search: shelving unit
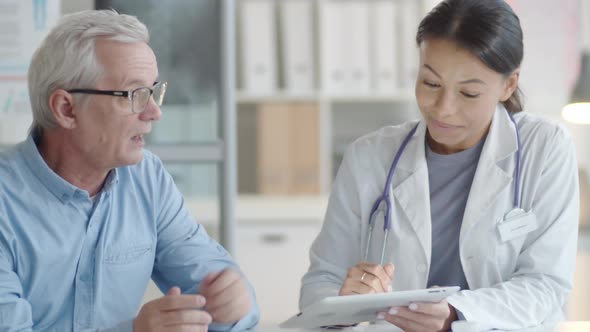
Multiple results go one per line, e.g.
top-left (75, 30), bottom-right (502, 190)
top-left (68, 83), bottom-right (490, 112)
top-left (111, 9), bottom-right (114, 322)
top-left (232, 2), bottom-right (429, 319)
top-left (235, 0), bottom-right (433, 196)
top-left (231, 3), bottom-right (429, 323)
top-left (237, 96), bottom-right (419, 194)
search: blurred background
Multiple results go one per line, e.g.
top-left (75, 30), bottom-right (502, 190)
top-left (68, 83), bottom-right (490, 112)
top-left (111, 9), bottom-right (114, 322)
top-left (1, 0), bottom-right (589, 327)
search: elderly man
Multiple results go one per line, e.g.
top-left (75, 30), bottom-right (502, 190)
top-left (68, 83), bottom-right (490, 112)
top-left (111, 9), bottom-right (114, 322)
top-left (0, 10), bottom-right (258, 332)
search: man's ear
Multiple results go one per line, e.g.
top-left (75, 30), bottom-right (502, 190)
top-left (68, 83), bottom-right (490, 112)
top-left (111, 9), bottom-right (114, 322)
top-left (500, 68), bottom-right (520, 102)
top-left (48, 89), bottom-right (77, 129)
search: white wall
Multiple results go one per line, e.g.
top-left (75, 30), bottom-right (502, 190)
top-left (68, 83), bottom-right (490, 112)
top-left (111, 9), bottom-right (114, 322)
top-left (61, 0), bottom-right (93, 14)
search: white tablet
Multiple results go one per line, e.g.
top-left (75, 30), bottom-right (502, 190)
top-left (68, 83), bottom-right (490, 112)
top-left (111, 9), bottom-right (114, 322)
top-left (280, 286), bottom-right (460, 329)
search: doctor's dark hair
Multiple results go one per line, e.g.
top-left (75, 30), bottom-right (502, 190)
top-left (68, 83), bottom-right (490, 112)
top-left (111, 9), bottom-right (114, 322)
top-left (416, 0), bottom-right (524, 113)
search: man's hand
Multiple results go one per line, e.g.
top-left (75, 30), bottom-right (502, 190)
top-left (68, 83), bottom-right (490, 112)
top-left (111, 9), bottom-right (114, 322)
top-left (339, 262), bottom-right (394, 296)
top-left (380, 300), bottom-right (458, 332)
top-left (199, 268), bottom-right (252, 324)
top-left (134, 286), bottom-right (212, 332)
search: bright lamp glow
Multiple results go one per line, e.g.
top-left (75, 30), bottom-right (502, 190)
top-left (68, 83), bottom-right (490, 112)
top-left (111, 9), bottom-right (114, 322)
top-left (563, 1), bottom-right (590, 125)
top-left (562, 103), bottom-right (590, 124)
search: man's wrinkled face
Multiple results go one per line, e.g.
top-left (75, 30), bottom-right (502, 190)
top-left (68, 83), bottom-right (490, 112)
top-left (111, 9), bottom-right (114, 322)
top-left (72, 39), bottom-right (161, 169)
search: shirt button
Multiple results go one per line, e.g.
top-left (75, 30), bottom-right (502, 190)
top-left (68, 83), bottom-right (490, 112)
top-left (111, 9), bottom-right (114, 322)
top-left (416, 264), bottom-right (427, 273)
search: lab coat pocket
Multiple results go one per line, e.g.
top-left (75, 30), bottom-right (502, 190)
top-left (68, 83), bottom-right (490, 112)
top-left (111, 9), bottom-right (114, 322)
top-left (494, 210), bottom-right (538, 277)
top-left (497, 210), bottom-right (538, 243)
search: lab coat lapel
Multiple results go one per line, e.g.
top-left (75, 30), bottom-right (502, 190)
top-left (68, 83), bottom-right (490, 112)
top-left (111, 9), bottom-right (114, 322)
top-left (462, 107), bottom-right (517, 233)
top-left (390, 121), bottom-right (432, 265)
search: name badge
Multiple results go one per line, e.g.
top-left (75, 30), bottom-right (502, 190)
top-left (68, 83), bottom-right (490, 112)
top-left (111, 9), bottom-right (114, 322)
top-left (497, 208), bottom-right (538, 242)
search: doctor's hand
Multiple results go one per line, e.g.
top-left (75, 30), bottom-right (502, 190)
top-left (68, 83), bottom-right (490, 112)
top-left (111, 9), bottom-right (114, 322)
top-left (379, 299), bottom-right (458, 332)
top-left (199, 268), bottom-right (252, 324)
top-left (339, 262), bottom-right (394, 295)
top-left (133, 286), bottom-right (212, 332)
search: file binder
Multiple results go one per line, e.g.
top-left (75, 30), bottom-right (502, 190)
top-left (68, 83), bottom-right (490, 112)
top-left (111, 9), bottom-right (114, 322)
top-left (238, 0), bottom-right (278, 94)
top-left (371, 0), bottom-right (399, 93)
top-left (279, 0), bottom-right (316, 93)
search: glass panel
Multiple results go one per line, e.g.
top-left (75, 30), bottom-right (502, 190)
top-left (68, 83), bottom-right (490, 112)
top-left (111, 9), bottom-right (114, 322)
top-left (95, 0), bottom-right (221, 143)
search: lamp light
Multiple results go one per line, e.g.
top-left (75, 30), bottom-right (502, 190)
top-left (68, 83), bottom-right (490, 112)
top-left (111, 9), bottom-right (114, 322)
top-left (561, 0), bottom-right (590, 124)
top-left (562, 54), bottom-right (590, 124)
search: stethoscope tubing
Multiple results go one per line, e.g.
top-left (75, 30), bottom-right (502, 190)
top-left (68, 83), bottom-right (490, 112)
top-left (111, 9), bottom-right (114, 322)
top-left (364, 112), bottom-right (522, 264)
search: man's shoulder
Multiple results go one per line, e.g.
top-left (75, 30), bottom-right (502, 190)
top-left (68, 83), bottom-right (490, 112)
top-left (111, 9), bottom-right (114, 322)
top-left (0, 144), bottom-right (19, 167)
top-left (0, 144), bottom-right (27, 187)
top-left (0, 144), bottom-right (29, 219)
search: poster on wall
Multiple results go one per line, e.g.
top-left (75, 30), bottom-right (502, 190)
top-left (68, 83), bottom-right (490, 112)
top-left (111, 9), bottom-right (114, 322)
top-left (0, 0), bottom-right (60, 145)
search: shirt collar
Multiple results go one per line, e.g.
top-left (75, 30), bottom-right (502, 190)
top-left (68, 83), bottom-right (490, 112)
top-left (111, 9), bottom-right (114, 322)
top-left (21, 133), bottom-right (119, 203)
top-left (103, 167), bottom-right (119, 193)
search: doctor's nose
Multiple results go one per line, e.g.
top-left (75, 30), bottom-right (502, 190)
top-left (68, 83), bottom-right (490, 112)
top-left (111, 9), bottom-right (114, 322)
top-left (432, 91), bottom-right (457, 117)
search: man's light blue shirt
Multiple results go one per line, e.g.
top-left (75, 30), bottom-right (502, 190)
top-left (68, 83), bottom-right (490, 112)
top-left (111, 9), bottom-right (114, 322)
top-left (0, 134), bottom-right (259, 331)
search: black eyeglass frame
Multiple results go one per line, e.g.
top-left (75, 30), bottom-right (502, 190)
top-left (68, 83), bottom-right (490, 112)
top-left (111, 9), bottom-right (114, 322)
top-left (67, 81), bottom-right (167, 114)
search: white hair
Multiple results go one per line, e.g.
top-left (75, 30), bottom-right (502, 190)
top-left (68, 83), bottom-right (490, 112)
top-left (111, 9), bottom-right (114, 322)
top-left (28, 9), bottom-right (149, 134)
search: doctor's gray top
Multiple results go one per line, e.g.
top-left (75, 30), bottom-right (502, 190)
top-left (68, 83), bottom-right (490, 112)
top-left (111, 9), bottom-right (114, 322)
top-left (425, 134), bottom-right (486, 291)
top-left (300, 107), bottom-right (579, 330)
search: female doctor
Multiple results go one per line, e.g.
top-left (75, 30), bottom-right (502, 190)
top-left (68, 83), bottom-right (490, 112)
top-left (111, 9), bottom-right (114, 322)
top-left (299, 0), bottom-right (579, 331)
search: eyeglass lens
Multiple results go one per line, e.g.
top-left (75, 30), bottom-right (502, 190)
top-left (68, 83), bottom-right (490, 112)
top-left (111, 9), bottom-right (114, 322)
top-left (132, 82), bottom-right (167, 113)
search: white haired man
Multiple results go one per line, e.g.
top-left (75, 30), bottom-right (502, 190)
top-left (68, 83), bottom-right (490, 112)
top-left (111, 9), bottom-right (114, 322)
top-left (0, 10), bottom-right (258, 332)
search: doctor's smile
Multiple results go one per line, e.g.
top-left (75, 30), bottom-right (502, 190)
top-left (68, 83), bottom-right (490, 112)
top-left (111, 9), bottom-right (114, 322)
top-left (429, 119), bottom-right (461, 129)
top-left (427, 118), bottom-right (463, 133)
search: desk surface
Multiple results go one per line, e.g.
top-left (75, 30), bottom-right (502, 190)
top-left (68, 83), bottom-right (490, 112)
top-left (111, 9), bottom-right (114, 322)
top-left (258, 321), bottom-right (590, 332)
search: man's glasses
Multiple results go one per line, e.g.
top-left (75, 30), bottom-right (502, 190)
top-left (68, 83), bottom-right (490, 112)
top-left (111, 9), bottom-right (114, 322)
top-left (67, 81), bottom-right (168, 114)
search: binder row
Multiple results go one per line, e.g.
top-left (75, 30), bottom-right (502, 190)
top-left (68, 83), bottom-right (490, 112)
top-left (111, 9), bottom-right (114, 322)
top-left (256, 102), bottom-right (320, 195)
top-left (237, 0), bottom-right (427, 96)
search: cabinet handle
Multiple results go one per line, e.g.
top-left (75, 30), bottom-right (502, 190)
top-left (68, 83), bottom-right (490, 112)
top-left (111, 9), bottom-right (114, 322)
top-left (261, 233), bottom-right (286, 244)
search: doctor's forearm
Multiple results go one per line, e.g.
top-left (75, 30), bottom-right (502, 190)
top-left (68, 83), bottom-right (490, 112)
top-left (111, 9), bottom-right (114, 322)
top-left (447, 274), bottom-right (569, 330)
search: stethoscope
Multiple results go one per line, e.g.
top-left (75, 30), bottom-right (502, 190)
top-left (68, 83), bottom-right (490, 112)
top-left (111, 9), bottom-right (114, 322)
top-left (363, 112), bottom-right (522, 264)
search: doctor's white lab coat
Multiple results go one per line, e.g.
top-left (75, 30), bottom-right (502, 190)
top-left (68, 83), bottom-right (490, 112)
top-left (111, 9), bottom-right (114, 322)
top-left (300, 107), bottom-right (579, 330)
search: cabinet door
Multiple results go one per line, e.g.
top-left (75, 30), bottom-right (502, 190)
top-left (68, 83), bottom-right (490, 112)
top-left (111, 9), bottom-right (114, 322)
top-left (235, 223), bottom-right (321, 326)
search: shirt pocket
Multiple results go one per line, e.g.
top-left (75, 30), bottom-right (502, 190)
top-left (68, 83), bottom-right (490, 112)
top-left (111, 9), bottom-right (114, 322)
top-left (101, 243), bottom-right (155, 318)
top-left (103, 243), bottom-right (153, 265)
